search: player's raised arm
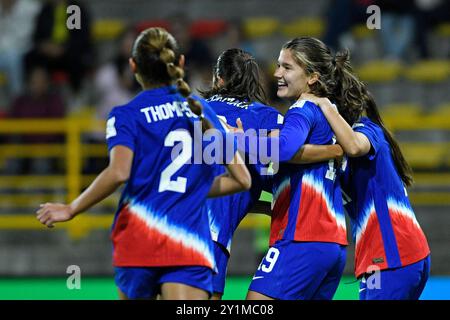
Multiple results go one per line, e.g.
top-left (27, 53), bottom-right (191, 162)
top-left (207, 164), bottom-right (252, 198)
top-left (36, 145), bottom-right (133, 228)
top-left (301, 93), bottom-right (371, 157)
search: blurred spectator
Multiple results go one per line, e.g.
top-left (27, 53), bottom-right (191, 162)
top-left (93, 27), bottom-right (138, 122)
top-left (0, 0), bottom-right (40, 102)
top-left (414, 0), bottom-right (450, 59)
top-left (84, 27), bottom-right (139, 174)
top-left (223, 20), bottom-right (256, 59)
top-left (169, 12), bottom-right (214, 94)
top-left (377, 0), bottom-right (416, 61)
top-left (24, 0), bottom-right (93, 94)
top-left (10, 66), bottom-right (65, 122)
top-left (7, 66), bottom-right (65, 174)
top-left (323, 0), bottom-right (374, 52)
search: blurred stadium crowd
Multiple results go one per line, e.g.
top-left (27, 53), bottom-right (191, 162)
top-left (0, 0), bottom-right (449, 278)
top-left (1, 0), bottom-right (449, 119)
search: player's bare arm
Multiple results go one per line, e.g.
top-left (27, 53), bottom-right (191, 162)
top-left (36, 145), bottom-right (133, 228)
top-left (289, 144), bottom-right (344, 164)
top-left (300, 93), bottom-right (371, 157)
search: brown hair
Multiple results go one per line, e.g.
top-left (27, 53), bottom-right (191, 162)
top-left (283, 37), bottom-right (413, 186)
top-left (282, 37), bottom-right (336, 100)
top-left (131, 27), bottom-right (191, 97)
top-left (200, 48), bottom-right (267, 104)
top-left (333, 50), bottom-right (414, 186)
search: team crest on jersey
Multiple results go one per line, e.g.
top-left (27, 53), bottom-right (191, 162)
top-left (352, 123), bottom-right (364, 129)
top-left (277, 114), bottom-right (284, 124)
top-left (106, 117), bottom-right (117, 139)
top-left (289, 99), bottom-right (307, 110)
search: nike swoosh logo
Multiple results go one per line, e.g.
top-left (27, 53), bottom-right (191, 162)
top-left (359, 288), bottom-right (366, 293)
top-left (252, 276), bottom-right (264, 280)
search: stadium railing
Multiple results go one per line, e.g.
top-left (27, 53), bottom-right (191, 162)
top-left (0, 114), bottom-right (449, 239)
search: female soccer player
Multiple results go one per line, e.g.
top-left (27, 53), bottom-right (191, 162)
top-left (298, 48), bottom-right (430, 300)
top-left (201, 48), bottom-right (282, 300)
top-left (36, 27), bottom-right (251, 300)
top-left (232, 38), bottom-right (349, 300)
top-left (201, 48), bottom-right (344, 300)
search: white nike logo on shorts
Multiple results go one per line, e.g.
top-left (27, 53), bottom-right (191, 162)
top-left (252, 276), bottom-right (264, 280)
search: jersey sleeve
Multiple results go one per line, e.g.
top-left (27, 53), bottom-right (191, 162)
top-left (257, 107), bottom-right (284, 131)
top-left (236, 103), bottom-right (314, 163)
top-left (106, 106), bottom-right (137, 152)
top-left (276, 106), bottom-right (314, 161)
top-left (352, 118), bottom-right (380, 160)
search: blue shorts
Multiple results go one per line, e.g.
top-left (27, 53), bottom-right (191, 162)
top-left (114, 266), bottom-right (213, 299)
top-left (359, 255), bottom-right (431, 300)
top-left (248, 240), bottom-right (346, 300)
top-left (212, 241), bottom-right (230, 295)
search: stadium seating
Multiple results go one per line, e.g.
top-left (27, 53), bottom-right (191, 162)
top-left (404, 60), bottom-right (449, 83)
top-left (435, 22), bottom-right (450, 38)
top-left (135, 19), bottom-right (171, 33)
top-left (356, 60), bottom-right (403, 107)
top-left (0, 72), bottom-right (6, 87)
top-left (92, 19), bottom-right (126, 41)
top-left (243, 17), bottom-right (280, 39)
top-left (356, 60), bottom-right (403, 83)
top-left (189, 19), bottom-right (228, 39)
top-left (351, 23), bottom-right (377, 40)
top-left (403, 60), bottom-right (450, 108)
top-left (280, 17), bottom-right (325, 38)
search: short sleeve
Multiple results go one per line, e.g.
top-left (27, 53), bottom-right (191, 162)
top-left (106, 107), bottom-right (137, 152)
top-left (234, 101), bottom-right (314, 163)
top-left (352, 118), bottom-right (380, 160)
top-left (285, 101), bottom-right (315, 128)
top-left (256, 107), bottom-right (284, 131)
top-left (275, 106), bottom-right (313, 162)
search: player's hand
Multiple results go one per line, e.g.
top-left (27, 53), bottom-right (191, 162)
top-left (36, 203), bottom-right (74, 228)
top-left (269, 129), bottom-right (280, 137)
top-left (300, 93), bottom-right (333, 109)
top-left (223, 118), bottom-right (244, 134)
top-left (333, 144), bottom-right (344, 168)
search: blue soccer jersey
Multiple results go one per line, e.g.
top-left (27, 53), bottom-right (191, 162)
top-left (106, 86), bottom-right (218, 270)
top-left (205, 95), bottom-right (282, 251)
top-left (343, 117), bottom-right (430, 278)
top-left (267, 100), bottom-right (347, 246)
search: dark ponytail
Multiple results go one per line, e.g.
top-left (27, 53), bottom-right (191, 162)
top-left (333, 50), bottom-right (414, 186)
top-left (364, 92), bottom-right (414, 186)
top-left (200, 48), bottom-right (267, 104)
top-left (332, 49), bottom-right (366, 125)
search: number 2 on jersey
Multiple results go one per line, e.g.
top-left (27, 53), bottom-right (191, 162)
top-left (158, 130), bottom-right (192, 193)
